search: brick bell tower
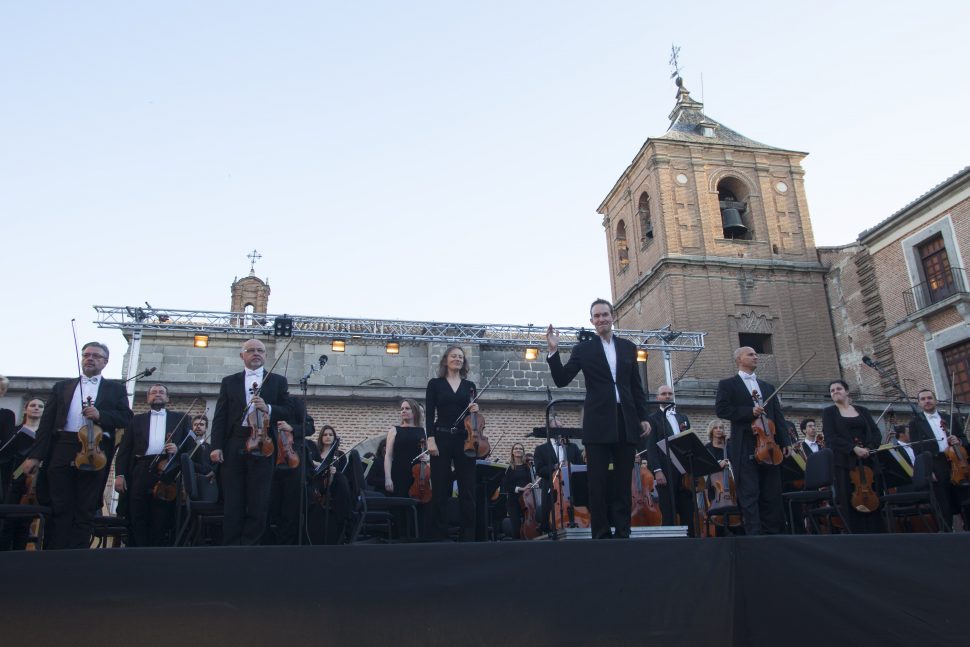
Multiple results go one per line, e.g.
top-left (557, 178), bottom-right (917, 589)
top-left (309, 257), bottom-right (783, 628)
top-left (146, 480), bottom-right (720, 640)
top-left (596, 76), bottom-right (841, 393)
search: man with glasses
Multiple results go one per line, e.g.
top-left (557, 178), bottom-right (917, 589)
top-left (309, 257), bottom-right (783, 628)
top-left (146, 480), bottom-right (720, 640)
top-left (20, 342), bottom-right (133, 549)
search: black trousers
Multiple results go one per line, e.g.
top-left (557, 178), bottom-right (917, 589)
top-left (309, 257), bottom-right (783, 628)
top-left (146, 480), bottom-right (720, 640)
top-left (735, 454), bottom-right (784, 535)
top-left (128, 459), bottom-right (176, 547)
top-left (45, 435), bottom-right (110, 549)
top-left (221, 435), bottom-right (275, 545)
top-left (430, 428), bottom-right (476, 541)
top-left (656, 478), bottom-right (695, 536)
top-left (266, 464), bottom-right (303, 544)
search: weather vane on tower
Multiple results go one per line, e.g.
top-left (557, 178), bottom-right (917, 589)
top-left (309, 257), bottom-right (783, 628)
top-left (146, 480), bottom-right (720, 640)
top-left (247, 249), bottom-right (262, 274)
top-left (669, 44), bottom-right (683, 83)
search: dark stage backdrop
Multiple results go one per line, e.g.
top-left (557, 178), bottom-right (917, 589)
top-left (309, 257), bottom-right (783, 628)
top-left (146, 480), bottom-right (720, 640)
top-left (0, 535), bottom-right (966, 646)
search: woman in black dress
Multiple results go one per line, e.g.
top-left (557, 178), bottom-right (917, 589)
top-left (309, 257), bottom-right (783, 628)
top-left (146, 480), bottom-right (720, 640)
top-left (502, 442), bottom-right (534, 539)
top-left (821, 379), bottom-right (883, 533)
top-left (308, 424), bottom-right (351, 544)
top-left (384, 398), bottom-right (428, 497)
top-left (425, 345), bottom-right (480, 541)
top-left (0, 397), bottom-right (45, 550)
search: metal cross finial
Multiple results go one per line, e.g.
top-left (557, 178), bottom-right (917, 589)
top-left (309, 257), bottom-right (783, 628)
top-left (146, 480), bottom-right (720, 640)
top-left (247, 249), bottom-right (262, 273)
top-left (669, 44), bottom-right (682, 80)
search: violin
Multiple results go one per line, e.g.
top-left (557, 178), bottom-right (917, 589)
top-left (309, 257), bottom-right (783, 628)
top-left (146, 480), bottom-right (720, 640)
top-left (630, 453), bottom-right (662, 527)
top-left (551, 458), bottom-right (589, 530)
top-left (244, 382), bottom-right (274, 457)
top-left (74, 396), bottom-right (108, 472)
top-left (153, 427), bottom-right (177, 476)
top-left (20, 469), bottom-right (40, 506)
top-left (750, 389), bottom-right (783, 466)
top-left (849, 439), bottom-right (880, 513)
top-left (462, 388), bottom-right (491, 459)
top-left (941, 418), bottom-right (970, 485)
top-left (275, 421), bottom-right (300, 470)
top-left (152, 480), bottom-right (178, 502)
top-left (409, 437), bottom-right (432, 503)
top-left (707, 462), bottom-right (743, 529)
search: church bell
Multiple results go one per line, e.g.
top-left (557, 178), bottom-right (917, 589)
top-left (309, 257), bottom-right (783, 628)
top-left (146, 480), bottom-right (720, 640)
top-left (719, 200), bottom-right (748, 238)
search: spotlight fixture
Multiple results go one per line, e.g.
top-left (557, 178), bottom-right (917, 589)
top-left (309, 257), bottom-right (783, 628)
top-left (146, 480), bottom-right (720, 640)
top-left (194, 335), bottom-right (209, 349)
top-left (637, 349), bottom-right (648, 362)
top-left (332, 339), bottom-right (346, 352)
top-left (524, 347), bottom-right (539, 361)
top-left (385, 341), bottom-right (400, 355)
top-left (273, 315), bottom-right (294, 338)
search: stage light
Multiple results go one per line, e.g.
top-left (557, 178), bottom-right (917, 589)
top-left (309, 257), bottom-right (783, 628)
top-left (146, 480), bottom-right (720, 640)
top-left (194, 335), bottom-right (209, 349)
top-left (385, 341), bottom-right (400, 355)
top-left (524, 347), bottom-right (539, 361)
top-left (637, 349), bottom-right (648, 362)
top-left (332, 340), bottom-right (346, 352)
top-left (273, 315), bottom-right (294, 338)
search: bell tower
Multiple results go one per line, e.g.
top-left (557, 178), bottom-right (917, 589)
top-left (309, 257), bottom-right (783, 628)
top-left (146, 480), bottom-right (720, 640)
top-left (230, 249), bottom-right (271, 324)
top-left (597, 77), bottom-right (841, 391)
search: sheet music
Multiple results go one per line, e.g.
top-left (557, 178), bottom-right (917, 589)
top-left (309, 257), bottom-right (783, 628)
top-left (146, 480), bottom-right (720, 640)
top-left (656, 438), bottom-right (686, 475)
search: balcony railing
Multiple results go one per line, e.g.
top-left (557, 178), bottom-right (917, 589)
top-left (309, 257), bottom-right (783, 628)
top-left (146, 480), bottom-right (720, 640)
top-left (903, 267), bottom-right (968, 315)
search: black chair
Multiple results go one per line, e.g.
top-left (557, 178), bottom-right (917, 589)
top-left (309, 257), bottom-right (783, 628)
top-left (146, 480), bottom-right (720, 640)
top-left (781, 449), bottom-right (850, 534)
top-left (0, 503), bottom-right (51, 550)
top-left (344, 450), bottom-right (369, 543)
top-left (174, 453), bottom-right (223, 546)
top-left (90, 513), bottom-right (129, 548)
top-left (881, 451), bottom-right (950, 533)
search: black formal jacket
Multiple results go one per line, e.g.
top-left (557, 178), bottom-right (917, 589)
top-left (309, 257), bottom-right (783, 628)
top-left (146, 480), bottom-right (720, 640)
top-left (908, 410), bottom-right (968, 458)
top-left (820, 404), bottom-right (881, 469)
top-left (547, 335), bottom-right (648, 445)
top-left (211, 371), bottom-right (291, 452)
top-left (115, 410), bottom-right (191, 479)
top-left (645, 408), bottom-right (691, 474)
top-left (714, 375), bottom-right (791, 467)
top-left (28, 377), bottom-right (133, 461)
top-left (186, 436), bottom-right (214, 475)
top-left (533, 439), bottom-right (584, 481)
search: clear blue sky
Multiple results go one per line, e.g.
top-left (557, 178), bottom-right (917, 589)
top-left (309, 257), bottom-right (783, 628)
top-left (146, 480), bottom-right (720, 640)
top-left (3, 1), bottom-right (968, 378)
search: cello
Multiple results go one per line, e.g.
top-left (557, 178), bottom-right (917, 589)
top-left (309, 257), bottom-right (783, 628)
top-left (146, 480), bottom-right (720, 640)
top-left (551, 458), bottom-right (590, 530)
top-left (518, 457), bottom-right (542, 539)
top-left (630, 450), bottom-right (662, 527)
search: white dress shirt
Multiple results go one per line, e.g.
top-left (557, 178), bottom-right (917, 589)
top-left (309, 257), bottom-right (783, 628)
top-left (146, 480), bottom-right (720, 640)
top-left (924, 411), bottom-right (949, 452)
top-left (601, 336), bottom-right (620, 403)
top-left (65, 376), bottom-right (102, 433)
top-left (146, 409), bottom-right (167, 455)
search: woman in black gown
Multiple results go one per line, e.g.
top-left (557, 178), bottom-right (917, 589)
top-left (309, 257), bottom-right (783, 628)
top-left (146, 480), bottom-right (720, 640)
top-left (384, 398), bottom-right (428, 497)
top-left (821, 379), bottom-right (883, 533)
top-left (308, 424), bottom-right (352, 544)
top-left (425, 346), bottom-right (480, 541)
top-left (502, 442), bottom-right (533, 539)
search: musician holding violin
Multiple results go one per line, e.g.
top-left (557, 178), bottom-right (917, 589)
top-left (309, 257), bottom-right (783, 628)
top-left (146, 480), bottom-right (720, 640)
top-left (19, 342), bottom-right (133, 549)
top-left (908, 388), bottom-right (969, 527)
top-left (425, 345), bottom-right (480, 541)
top-left (714, 346), bottom-right (792, 535)
top-left (308, 424), bottom-right (352, 544)
top-left (0, 396), bottom-right (45, 550)
top-left (821, 379), bottom-right (883, 533)
top-left (546, 299), bottom-right (652, 540)
top-left (210, 339), bottom-right (291, 546)
top-left (114, 383), bottom-right (190, 546)
top-left (501, 443), bottom-right (534, 539)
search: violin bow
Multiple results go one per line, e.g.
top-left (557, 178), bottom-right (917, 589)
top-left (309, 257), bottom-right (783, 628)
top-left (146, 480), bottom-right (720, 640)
top-left (150, 397), bottom-right (204, 473)
top-left (453, 359), bottom-right (511, 423)
top-left (758, 351), bottom-right (816, 408)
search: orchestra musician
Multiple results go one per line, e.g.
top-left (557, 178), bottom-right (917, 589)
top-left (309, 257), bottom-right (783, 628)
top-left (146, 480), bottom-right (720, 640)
top-left (425, 346), bottom-right (480, 541)
top-left (209, 339), bottom-right (291, 546)
top-left (0, 376), bottom-right (16, 498)
top-left (502, 442), bottom-right (532, 539)
top-left (186, 415), bottom-right (214, 480)
top-left (704, 419), bottom-right (729, 468)
top-left (384, 398), bottom-right (428, 497)
top-left (533, 420), bottom-right (584, 533)
top-left (800, 419), bottom-right (821, 455)
top-left (821, 379), bottom-right (883, 533)
top-left (714, 346), bottom-right (791, 535)
top-left (546, 299), bottom-right (651, 539)
top-left (114, 383), bottom-right (190, 547)
top-left (19, 342), bottom-right (133, 549)
top-left (908, 388), bottom-right (969, 527)
top-left (646, 384), bottom-right (694, 535)
top-left (266, 397), bottom-right (309, 545)
top-left (0, 396), bottom-right (45, 550)
top-left (308, 424), bottom-right (351, 544)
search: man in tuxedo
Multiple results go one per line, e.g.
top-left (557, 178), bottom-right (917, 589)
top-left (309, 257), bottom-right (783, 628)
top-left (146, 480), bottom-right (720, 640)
top-left (114, 384), bottom-right (190, 546)
top-left (210, 339), bottom-right (291, 545)
top-left (800, 419), bottom-right (821, 455)
top-left (20, 342), bottom-right (133, 549)
top-left (533, 420), bottom-right (585, 533)
top-left (546, 299), bottom-right (651, 539)
top-left (714, 347), bottom-right (791, 535)
top-left (908, 389), bottom-right (968, 524)
top-left (646, 384), bottom-right (695, 534)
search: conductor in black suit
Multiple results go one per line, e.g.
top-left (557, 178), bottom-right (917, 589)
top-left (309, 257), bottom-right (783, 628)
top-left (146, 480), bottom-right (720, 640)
top-left (114, 383), bottom-right (190, 546)
top-left (646, 384), bottom-right (695, 535)
top-left (714, 346), bottom-right (791, 535)
top-left (210, 339), bottom-right (291, 545)
top-left (546, 299), bottom-right (651, 539)
top-left (20, 342), bottom-right (133, 549)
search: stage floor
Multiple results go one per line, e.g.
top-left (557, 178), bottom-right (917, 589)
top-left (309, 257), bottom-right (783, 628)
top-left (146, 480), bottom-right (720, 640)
top-left (1, 534), bottom-right (965, 646)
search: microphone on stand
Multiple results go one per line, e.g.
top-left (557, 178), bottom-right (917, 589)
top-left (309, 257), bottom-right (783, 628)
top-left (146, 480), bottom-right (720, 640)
top-left (862, 355), bottom-right (879, 370)
top-left (319, 355), bottom-right (328, 368)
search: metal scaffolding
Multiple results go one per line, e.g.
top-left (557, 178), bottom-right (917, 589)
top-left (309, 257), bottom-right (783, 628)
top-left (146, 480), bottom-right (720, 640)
top-left (94, 305), bottom-right (707, 352)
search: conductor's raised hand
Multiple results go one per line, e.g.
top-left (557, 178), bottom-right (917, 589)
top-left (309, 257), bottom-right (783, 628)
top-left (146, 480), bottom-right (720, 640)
top-left (546, 325), bottom-right (560, 355)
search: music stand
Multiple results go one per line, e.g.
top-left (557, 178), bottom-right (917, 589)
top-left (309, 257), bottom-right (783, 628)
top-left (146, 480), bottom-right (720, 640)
top-left (657, 431), bottom-right (721, 533)
top-left (475, 460), bottom-right (509, 541)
